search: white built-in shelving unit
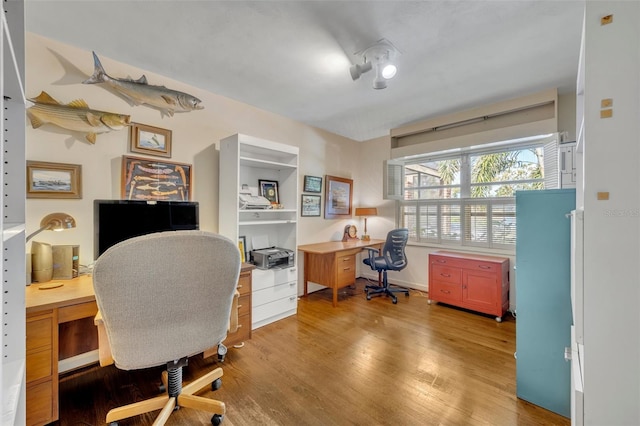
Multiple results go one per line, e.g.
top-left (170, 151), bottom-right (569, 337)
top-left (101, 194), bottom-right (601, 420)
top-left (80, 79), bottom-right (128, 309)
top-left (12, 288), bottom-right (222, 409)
top-left (1, 1), bottom-right (26, 424)
top-left (219, 134), bottom-right (298, 329)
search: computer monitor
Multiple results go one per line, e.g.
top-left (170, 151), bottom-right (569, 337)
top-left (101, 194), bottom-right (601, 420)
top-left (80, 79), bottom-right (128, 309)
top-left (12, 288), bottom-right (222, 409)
top-left (94, 200), bottom-right (199, 259)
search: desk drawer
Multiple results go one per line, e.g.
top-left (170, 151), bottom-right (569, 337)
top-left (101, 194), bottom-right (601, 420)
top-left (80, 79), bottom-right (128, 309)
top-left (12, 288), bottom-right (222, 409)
top-left (26, 380), bottom-right (55, 426)
top-left (337, 255), bottom-right (356, 287)
top-left (26, 315), bottom-right (54, 352)
top-left (58, 301), bottom-right (98, 323)
top-left (26, 349), bottom-right (53, 383)
top-left (237, 272), bottom-right (252, 296)
top-left (237, 294), bottom-right (251, 317)
top-left (430, 265), bottom-right (461, 284)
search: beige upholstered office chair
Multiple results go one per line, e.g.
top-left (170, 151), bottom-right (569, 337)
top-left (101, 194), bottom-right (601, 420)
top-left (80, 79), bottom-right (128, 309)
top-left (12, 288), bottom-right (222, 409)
top-left (92, 231), bottom-right (240, 426)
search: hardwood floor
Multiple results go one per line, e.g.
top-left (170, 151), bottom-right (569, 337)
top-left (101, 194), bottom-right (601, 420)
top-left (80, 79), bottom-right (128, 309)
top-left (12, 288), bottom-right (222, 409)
top-left (56, 279), bottom-right (570, 425)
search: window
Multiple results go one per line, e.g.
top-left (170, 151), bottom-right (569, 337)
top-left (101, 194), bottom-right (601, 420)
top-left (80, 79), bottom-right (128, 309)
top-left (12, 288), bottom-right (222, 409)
top-left (395, 136), bottom-right (553, 250)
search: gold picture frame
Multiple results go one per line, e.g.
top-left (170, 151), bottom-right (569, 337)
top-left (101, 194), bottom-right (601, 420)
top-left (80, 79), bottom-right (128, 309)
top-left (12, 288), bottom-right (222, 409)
top-left (121, 155), bottom-right (192, 201)
top-left (129, 122), bottom-right (172, 158)
top-left (324, 175), bottom-right (353, 219)
top-left (26, 161), bottom-right (82, 199)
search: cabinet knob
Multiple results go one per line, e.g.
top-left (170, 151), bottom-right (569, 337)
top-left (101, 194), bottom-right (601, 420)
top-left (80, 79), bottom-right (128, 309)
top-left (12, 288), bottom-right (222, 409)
top-left (441, 289), bottom-right (450, 294)
top-left (237, 284), bottom-right (243, 289)
top-left (440, 273), bottom-right (451, 278)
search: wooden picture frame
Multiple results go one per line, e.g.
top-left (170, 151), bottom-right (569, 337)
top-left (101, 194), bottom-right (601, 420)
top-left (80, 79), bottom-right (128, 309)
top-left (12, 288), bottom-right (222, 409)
top-left (324, 175), bottom-right (353, 219)
top-left (301, 194), bottom-right (321, 217)
top-left (121, 155), bottom-right (192, 201)
top-left (258, 179), bottom-right (279, 204)
top-left (26, 161), bottom-right (82, 199)
top-left (303, 175), bottom-right (322, 193)
top-left (129, 122), bottom-right (172, 158)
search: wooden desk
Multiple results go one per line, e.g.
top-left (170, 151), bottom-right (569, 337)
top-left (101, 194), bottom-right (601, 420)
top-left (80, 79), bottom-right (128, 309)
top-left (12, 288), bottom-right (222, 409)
top-left (24, 264), bottom-right (254, 426)
top-left (298, 239), bottom-right (384, 307)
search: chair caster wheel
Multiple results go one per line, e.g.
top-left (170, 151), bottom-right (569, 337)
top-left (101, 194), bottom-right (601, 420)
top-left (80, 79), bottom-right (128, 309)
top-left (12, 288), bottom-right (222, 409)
top-left (212, 378), bottom-right (222, 391)
top-left (366, 294), bottom-right (371, 300)
top-left (211, 414), bottom-right (224, 425)
top-left (109, 422), bottom-right (118, 426)
top-left (392, 298), bottom-right (398, 304)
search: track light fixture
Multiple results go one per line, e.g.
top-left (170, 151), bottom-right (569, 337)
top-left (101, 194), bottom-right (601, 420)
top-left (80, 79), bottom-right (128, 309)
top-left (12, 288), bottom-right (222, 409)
top-left (350, 38), bottom-right (399, 90)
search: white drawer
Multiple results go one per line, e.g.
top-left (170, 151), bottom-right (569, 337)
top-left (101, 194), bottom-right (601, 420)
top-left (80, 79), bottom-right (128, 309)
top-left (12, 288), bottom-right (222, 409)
top-left (273, 266), bottom-right (297, 286)
top-left (252, 266), bottom-right (297, 291)
top-left (253, 295), bottom-right (297, 326)
top-left (253, 281), bottom-right (297, 307)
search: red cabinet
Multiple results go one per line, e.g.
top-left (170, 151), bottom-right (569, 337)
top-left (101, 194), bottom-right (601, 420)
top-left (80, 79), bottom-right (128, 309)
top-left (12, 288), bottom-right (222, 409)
top-left (428, 251), bottom-right (510, 321)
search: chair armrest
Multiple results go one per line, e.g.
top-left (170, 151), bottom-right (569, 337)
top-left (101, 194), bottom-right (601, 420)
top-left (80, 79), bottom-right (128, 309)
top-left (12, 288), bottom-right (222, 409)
top-left (228, 289), bottom-right (240, 334)
top-left (94, 311), bottom-right (114, 367)
top-left (363, 247), bottom-right (379, 270)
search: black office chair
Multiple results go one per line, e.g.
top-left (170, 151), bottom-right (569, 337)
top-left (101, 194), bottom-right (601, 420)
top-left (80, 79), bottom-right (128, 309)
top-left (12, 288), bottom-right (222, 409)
top-left (363, 228), bottom-right (410, 304)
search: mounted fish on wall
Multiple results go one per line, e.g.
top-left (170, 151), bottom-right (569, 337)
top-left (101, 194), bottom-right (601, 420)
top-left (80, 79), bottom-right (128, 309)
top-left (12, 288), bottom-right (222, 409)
top-left (83, 52), bottom-right (204, 117)
top-left (26, 91), bottom-right (131, 144)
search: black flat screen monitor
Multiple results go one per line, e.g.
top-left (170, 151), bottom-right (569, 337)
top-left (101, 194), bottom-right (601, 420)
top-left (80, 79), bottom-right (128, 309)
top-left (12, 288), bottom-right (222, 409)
top-left (94, 200), bottom-right (199, 259)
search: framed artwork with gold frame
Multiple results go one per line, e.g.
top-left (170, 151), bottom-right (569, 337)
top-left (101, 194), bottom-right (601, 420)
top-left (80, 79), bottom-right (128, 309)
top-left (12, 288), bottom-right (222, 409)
top-left (26, 160), bottom-right (82, 199)
top-left (129, 122), bottom-right (172, 158)
top-left (324, 175), bottom-right (353, 219)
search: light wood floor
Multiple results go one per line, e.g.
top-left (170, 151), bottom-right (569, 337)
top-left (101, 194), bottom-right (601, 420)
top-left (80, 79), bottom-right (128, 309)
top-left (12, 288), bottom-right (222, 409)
top-left (57, 279), bottom-right (570, 426)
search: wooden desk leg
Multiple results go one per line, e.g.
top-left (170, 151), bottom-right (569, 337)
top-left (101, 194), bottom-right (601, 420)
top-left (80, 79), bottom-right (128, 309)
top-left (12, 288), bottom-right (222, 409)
top-left (333, 286), bottom-right (338, 308)
top-left (303, 252), bottom-right (309, 297)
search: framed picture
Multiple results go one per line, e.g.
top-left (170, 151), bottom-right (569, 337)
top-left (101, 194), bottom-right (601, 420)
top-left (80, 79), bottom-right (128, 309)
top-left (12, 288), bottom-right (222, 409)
top-left (258, 179), bottom-right (279, 204)
top-left (301, 194), bottom-right (321, 217)
top-left (129, 122), bottom-right (172, 158)
top-left (26, 161), bottom-right (82, 199)
top-left (324, 175), bottom-right (353, 219)
top-left (238, 236), bottom-right (247, 263)
top-left (121, 155), bottom-right (192, 201)
top-left (303, 175), bottom-right (322, 193)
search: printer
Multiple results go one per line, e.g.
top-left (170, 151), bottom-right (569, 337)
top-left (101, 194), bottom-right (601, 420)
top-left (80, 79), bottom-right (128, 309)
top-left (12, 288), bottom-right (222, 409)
top-left (250, 247), bottom-right (294, 270)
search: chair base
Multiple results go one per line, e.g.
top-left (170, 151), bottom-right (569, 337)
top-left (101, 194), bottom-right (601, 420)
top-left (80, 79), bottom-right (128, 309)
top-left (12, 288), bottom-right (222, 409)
top-left (365, 281), bottom-right (409, 304)
top-left (106, 365), bottom-right (225, 426)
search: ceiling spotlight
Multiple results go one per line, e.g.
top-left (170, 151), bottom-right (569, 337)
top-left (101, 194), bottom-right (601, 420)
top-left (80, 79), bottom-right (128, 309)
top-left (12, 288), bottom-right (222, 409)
top-left (350, 38), bottom-right (400, 90)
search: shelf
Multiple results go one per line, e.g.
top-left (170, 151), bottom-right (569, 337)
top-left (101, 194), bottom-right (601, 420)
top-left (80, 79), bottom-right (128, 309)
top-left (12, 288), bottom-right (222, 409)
top-left (1, 359), bottom-right (24, 426)
top-left (239, 156), bottom-right (297, 170)
top-left (240, 220), bottom-right (297, 226)
top-left (239, 209), bottom-right (297, 214)
top-left (2, 223), bottom-right (24, 242)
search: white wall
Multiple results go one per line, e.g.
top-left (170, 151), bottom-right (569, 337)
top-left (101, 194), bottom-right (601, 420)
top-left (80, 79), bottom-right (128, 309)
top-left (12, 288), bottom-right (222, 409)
top-left (581, 2), bottom-right (640, 423)
top-left (25, 33), bottom-right (360, 269)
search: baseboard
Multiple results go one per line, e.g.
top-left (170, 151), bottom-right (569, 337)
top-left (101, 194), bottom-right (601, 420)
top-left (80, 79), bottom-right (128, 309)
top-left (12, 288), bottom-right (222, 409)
top-left (358, 272), bottom-right (428, 293)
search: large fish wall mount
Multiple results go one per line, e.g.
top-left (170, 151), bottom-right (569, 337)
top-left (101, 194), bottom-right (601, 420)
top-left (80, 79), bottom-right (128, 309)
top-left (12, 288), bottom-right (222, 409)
top-left (27, 91), bottom-right (131, 144)
top-left (83, 52), bottom-right (204, 117)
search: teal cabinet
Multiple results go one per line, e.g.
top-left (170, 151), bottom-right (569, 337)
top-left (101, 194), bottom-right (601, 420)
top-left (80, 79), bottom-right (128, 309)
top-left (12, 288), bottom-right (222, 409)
top-left (515, 189), bottom-right (575, 417)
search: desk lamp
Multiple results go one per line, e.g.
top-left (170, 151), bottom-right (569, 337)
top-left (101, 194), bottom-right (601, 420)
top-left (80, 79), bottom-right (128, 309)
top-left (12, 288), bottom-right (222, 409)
top-left (26, 212), bottom-right (76, 242)
top-left (27, 212), bottom-right (76, 284)
top-left (355, 208), bottom-right (377, 241)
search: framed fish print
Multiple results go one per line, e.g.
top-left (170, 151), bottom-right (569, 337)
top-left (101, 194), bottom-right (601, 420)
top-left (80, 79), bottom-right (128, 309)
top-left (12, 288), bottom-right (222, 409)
top-left (324, 175), bottom-right (353, 219)
top-left (121, 155), bottom-right (192, 201)
top-left (129, 122), bottom-right (172, 158)
top-left (26, 161), bottom-right (82, 199)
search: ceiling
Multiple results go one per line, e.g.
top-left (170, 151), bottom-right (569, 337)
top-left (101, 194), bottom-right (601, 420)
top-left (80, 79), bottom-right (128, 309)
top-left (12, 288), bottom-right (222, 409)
top-left (24, 1), bottom-right (585, 142)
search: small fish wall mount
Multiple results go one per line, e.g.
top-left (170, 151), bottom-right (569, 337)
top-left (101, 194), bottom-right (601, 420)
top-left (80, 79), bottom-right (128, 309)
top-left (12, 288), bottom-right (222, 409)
top-left (83, 52), bottom-right (204, 117)
top-left (26, 91), bottom-right (131, 144)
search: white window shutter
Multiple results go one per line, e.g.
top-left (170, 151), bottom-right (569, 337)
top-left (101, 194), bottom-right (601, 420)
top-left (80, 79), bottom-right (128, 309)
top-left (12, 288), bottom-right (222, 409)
top-left (543, 135), bottom-right (559, 189)
top-left (383, 159), bottom-right (404, 200)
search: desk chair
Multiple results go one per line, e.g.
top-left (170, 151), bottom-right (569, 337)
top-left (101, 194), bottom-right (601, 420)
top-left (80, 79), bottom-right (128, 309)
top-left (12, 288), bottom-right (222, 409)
top-left (363, 228), bottom-right (410, 304)
top-left (92, 231), bottom-right (240, 426)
